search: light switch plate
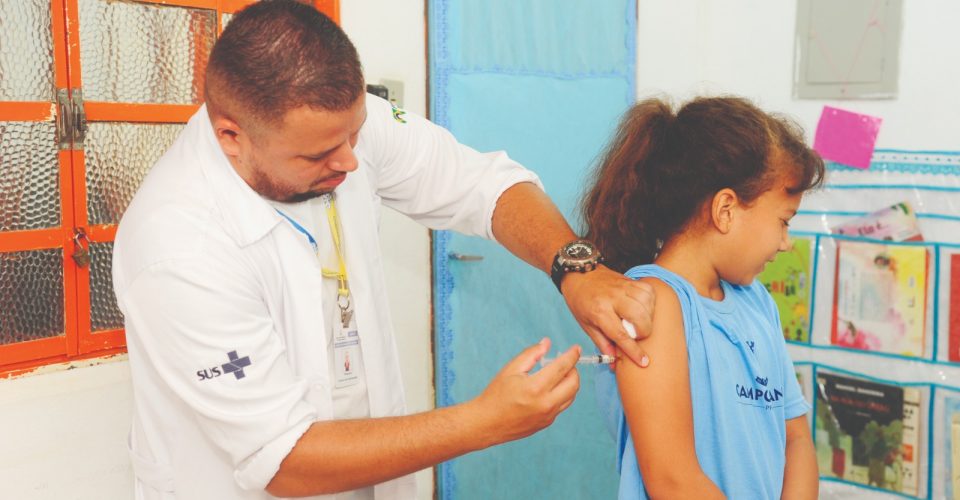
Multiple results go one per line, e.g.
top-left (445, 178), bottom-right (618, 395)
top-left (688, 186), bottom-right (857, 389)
top-left (380, 79), bottom-right (404, 108)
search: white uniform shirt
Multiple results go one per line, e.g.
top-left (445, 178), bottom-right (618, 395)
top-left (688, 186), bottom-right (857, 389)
top-left (268, 196), bottom-right (374, 500)
top-left (267, 196), bottom-right (372, 421)
top-left (113, 94), bottom-right (541, 499)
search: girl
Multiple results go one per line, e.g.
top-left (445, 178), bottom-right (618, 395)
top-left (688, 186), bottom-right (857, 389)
top-left (586, 97), bottom-right (824, 499)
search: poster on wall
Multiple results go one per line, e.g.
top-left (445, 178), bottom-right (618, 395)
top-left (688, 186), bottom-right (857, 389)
top-left (815, 372), bottom-right (921, 496)
top-left (949, 255), bottom-right (960, 363)
top-left (760, 238), bottom-right (813, 342)
top-left (832, 241), bottom-right (929, 357)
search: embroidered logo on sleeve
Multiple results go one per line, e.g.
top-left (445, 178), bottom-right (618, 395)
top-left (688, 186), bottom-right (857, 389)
top-left (221, 351), bottom-right (252, 379)
top-left (197, 350), bottom-right (252, 381)
top-left (391, 102), bottom-right (407, 124)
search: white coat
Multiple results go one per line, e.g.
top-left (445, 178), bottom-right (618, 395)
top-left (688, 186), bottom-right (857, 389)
top-left (112, 94), bottom-right (540, 499)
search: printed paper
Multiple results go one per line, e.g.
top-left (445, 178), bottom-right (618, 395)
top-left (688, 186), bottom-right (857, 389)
top-left (832, 241), bottom-right (928, 357)
top-left (760, 238), bottom-right (813, 342)
top-left (950, 255), bottom-right (960, 363)
top-left (832, 202), bottom-right (923, 242)
top-left (946, 396), bottom-right (960, 499)
top-left (815, 372), bottom-right (921, 495)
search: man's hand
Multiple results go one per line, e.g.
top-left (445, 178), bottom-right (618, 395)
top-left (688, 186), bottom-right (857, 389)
top-left (560, 265), bottom-right (655, 367)
top-left (468, 338), bottom-right (580, 448)
top-left (267, 338), bottom-right (580, 496)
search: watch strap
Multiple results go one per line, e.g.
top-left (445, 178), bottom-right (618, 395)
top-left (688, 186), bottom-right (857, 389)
top-left (550, 243), bottom-right (603, 292)
top-left (550, 253), bottom-right (566, 292)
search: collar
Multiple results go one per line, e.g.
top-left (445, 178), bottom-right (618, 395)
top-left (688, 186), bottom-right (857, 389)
top-left (190, 105), bottom-right (284, 248)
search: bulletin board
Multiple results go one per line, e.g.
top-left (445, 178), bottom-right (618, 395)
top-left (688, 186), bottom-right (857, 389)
top-left (428, 0), bottom-right (637, 498)
top-left (767, 151), bottom-right (960, 499)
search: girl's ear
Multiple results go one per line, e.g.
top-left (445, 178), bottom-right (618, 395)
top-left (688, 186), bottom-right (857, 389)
top-left (711, 188), bottom-right (739, 234)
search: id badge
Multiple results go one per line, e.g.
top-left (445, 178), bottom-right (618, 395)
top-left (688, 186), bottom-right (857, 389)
top-left (333, 317), bottom-right (362, 389)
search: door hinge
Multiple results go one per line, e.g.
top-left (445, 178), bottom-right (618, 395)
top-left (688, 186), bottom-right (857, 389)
top-left (54, 88), bottom-right (87, 150)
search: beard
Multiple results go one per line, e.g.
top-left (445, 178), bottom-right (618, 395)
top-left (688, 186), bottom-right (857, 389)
top-left (246, 158), bottom-right (329, 203)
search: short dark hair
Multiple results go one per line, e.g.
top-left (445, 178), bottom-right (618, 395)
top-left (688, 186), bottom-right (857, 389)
top-left (204, 0), bottom-right (364, 126)
top-left (581, 96), bottom-right (825, 273)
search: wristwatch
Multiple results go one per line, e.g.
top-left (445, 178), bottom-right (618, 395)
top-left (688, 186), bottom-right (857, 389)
top-left (550, 239), bottom-right (603, 292)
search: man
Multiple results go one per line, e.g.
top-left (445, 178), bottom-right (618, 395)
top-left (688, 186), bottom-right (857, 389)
top-left (113, 1), bottom-right (654, 498)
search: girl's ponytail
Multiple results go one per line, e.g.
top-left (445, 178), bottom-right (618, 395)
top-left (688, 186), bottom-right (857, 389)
top-left (581, 99), bottom-right (675, 272)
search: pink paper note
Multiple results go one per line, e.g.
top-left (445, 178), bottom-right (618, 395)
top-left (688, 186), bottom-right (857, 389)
top-left (813, 106), bottom-right (882, 169)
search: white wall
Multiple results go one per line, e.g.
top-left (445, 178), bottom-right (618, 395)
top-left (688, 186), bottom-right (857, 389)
top-left (636, 0), bottom-right (960, 150)
top-left (341, 1), bottom-right (436, 498)
top-left (0, 1), bottom-right (434, 499)
top-left (0, 356), bottom-right (133, 499)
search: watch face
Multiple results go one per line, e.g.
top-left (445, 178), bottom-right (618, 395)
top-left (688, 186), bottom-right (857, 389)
top-left (565, 242), bottom-right (593, 260)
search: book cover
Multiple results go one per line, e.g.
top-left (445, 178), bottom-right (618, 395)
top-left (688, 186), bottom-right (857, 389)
top-left (760, 238), bottom-right (813, 342)
top-left (832, 241), bottom-right (928, 357)
top-left (815, 372), bottom-right (921, 495)
top-left (946, 397), bottom-right (960, 499)
top-left (950, 255), bottom-right (960, 363)
top-left (832, 202), bottom-right (923, 242)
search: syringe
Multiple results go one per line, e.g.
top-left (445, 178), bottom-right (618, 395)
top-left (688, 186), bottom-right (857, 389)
top-left (539, 353), bottom-right (616, 367)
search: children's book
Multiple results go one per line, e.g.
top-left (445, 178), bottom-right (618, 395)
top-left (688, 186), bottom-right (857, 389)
top-left (760, 238), bottom-right (812, 342)
top-left (946, 397), bottom-right (960, 499)
top-left (815, 372), bottom-right (921, 496)
top-left (832, 241), bottom-right (928, 357)
top-left (832, 202), bottom-right (923, 242)
top-left (949, 255), bottom-right (960, 363)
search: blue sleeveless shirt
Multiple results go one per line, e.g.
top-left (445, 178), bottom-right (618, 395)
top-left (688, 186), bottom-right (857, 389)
top-left (597, 264), bottom-right (809, 499)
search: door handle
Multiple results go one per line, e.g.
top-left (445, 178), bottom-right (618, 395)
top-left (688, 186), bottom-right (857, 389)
top-left (448, 252), bottom-right (484, 261)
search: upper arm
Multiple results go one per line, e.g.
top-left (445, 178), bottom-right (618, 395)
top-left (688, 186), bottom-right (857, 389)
top-left (785, 415), bottom-right (812, 444)
top-left (615, 277), bottom-right (709, 493)
top-left (120, 251), bottom-right (317, 490)
top-left (359, 94), bottom-right (540, 238)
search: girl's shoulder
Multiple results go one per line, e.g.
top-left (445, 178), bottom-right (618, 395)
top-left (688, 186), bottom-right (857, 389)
top-left (624, 264), bottom-right (702, 334)
top-left (624, 264), bottom-right (693, 294)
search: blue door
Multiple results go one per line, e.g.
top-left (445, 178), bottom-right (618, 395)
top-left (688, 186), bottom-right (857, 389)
top-left (429, 2), bottom-right (637, 498)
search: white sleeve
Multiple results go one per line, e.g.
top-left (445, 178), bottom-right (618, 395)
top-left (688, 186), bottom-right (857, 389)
top-left (358, 94), bottom-right (543, 241)
top-left (119, 251), bottom-right (317, 491)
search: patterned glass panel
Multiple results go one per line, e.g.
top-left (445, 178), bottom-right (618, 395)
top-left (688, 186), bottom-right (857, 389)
top-left (89, 242), bottom-right (122, 332)
top-left (0, 121), bottom-right (61, 232)
top-left (0, 0), bottom-right (55, 101)
top-left (85, 122), bottom-right (183, 225)
top-left (78, 0), bottom-right (216, 104)
top-left (0, 249), bottom-right (64, 344)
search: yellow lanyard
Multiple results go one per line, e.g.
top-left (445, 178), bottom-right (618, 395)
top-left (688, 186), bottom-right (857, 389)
top-left (319, 196), bottom-right (351, 316)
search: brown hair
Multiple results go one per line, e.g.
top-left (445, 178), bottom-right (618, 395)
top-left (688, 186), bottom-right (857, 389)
top-left (581, 96), bottom-right (825, 273)
top-left (204, 0), bottom-right (364, 127)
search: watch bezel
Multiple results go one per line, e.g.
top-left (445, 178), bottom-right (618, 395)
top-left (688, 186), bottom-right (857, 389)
top-left (557, 240), bottom-right (600, 271)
